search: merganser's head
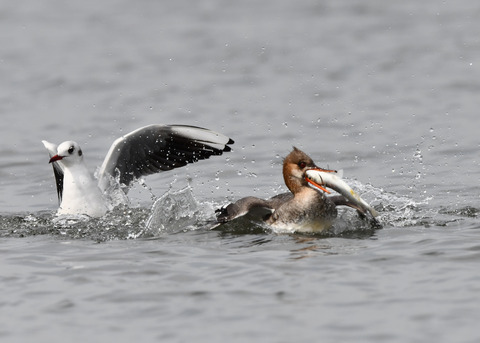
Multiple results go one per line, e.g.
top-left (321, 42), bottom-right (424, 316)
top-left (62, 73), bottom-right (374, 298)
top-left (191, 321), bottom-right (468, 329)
top-left (282, 147), bottom-right (335, 194)
top-left (49, 141), bottom-right (84, 166)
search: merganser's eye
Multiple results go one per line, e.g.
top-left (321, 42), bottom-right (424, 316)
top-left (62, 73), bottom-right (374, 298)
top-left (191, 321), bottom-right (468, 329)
top-left (298, 161), bottom-right (307, 169)
top-left (68, 146), bottom-right (74, 154)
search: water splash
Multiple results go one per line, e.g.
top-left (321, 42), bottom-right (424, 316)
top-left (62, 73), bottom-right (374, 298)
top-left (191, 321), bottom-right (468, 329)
top-left (0, 186), bottom-right (219, 241)
top-left (0, 181), bottom-right (476, 241)
top-left (52, 207), bottom-right (151, 241)
top-left (342, 178), bottom-right (437, 228)
top-left (145, 186), bottom-right (214, 235)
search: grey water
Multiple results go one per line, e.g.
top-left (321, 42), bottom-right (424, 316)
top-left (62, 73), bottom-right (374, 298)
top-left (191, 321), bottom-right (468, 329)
top-left (1, 0), bottom-right (480, 342)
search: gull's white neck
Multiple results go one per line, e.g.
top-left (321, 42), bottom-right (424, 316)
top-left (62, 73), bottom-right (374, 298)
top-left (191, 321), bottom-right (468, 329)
top-left (58, 161), bottom-right (108, 217)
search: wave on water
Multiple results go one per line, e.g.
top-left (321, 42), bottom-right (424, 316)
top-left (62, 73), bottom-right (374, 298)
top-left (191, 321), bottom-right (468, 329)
top-left (0, 182), bottom-right (476, 241)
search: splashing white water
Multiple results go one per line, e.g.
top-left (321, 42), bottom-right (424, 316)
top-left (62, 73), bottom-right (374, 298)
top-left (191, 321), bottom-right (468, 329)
top-left (145, 186), bottom-right (215, 234)
top-left (344, 178), bottom-right (433, 227)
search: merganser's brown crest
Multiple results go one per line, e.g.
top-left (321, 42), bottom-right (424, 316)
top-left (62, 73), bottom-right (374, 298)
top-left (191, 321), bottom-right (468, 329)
top-left (282, 147), bottom-right (317, 194)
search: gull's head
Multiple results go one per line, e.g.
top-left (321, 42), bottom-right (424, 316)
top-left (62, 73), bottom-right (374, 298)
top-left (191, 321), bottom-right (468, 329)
top-left (283, 147), bottom-right (335, 194)
top-left (49, 141), bottom-right (83, 166)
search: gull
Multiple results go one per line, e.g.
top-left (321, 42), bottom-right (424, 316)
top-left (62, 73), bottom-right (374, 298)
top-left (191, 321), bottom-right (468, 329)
top-left (42, 124), bottom-right (234, 217)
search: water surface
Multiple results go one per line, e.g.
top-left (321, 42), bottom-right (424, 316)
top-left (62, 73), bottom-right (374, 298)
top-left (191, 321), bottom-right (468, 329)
top-left (1, 1), bottom-right (480, 342)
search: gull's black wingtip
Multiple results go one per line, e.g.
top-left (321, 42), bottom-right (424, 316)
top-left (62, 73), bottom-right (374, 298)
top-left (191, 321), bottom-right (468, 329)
top-left (222, 138), bottom-right (234, 152)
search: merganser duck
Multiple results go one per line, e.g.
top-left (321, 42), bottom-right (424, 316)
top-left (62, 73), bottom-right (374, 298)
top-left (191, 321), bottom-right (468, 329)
top-left (43, 124), bottom-right (233, 217)
top-left (216, 147), bottom-right (377, 232)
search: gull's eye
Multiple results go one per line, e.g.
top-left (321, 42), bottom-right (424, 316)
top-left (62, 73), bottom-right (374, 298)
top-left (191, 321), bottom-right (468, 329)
top-left (298, 161), bottom-right (307, 169)
top-left (68, 146), bottom-right (74, 154)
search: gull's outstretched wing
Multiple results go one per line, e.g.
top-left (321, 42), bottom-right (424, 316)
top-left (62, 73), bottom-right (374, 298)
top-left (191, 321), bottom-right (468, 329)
top-left (98, 124), bottom-right (234, 192)
top-left (41, 140), bottom-right (64, 203)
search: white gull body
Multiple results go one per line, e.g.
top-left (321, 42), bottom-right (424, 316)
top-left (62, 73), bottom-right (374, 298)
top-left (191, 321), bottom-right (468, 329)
top-left (42, 124), bottom-right (234, 217)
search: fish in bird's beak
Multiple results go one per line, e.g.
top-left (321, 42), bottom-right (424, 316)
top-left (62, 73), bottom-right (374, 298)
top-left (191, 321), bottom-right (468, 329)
top-left (306, 167), bottom-right (336, 194)
top-left (49, 155), bottom-right (64, 163)
top-left (305, 169), bottom-right (379, 218)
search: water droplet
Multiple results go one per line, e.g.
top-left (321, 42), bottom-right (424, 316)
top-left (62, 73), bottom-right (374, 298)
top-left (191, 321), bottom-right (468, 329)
top-left (283, 122), bottom-right (288, 127)
top-left (413, 148), bottom-right (423, 162)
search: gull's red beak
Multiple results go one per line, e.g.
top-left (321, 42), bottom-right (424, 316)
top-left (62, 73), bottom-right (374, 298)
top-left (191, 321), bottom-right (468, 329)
top-left (305, 166), bottom-right (337, 194)
top-left (49, 155), bottom-right (63, 163)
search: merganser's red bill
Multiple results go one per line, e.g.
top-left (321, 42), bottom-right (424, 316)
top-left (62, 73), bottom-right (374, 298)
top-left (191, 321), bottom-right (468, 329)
top-left (306, 177), bottom-right (331, 194)
top-left (306, 167), bottom-right (337, 194)
top-left (49, 155), bottom-right (63, 163)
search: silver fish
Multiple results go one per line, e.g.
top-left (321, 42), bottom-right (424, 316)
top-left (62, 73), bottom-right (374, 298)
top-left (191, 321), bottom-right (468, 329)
top-left (305, 169), bottom-right (379, 218)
